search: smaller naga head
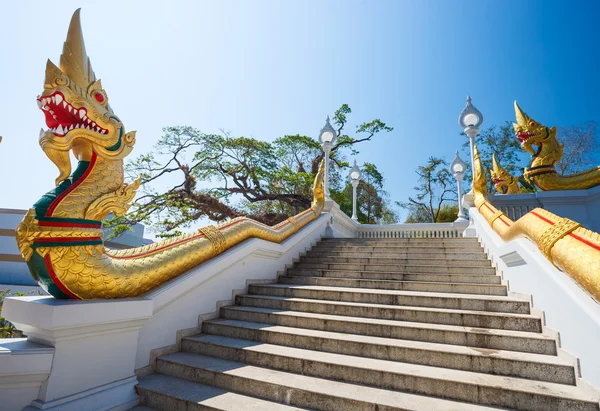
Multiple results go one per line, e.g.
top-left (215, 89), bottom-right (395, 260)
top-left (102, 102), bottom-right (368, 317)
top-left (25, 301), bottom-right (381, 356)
top-left (472, 143), bottom-right (489, 198)
top-left (490, 154), bottom-right (520, 194)
top-left (39, 9), bottom-right (135, 185)
top-left (311, 159), bottom-right (326, 209)
top-left (513, 101), bottom-right (562, 160)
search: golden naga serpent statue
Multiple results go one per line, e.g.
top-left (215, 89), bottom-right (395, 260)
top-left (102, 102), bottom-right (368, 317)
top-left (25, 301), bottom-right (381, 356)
top-left (472, 143), bottom-right (600, 301)
top-left (514, 101), bottom-right (600, 191)
top-left (490, 154), bottom-right (521, 194)
top-left (15, 10), bottom-right (325, 300)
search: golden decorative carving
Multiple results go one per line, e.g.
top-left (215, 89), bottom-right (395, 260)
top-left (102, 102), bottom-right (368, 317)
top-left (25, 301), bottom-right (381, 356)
top-left (198, 226), bottom-right (227, 255)
top-left (287, 216), bottom-right (302, 231)
top-left (15, 9), bottom-right (326, 300)
top-left (488, 210), bottom-right (504, 226)
top-left (490, 154), bottom-right (521, 194)
top-left (472, 143), bottom-right (600, 302)
top-left (513, 102), bottom-right (600, 191)
top-left (85, 177), bottom-right (141, 220)
top-left (538, 219), bottom-right (581, 263)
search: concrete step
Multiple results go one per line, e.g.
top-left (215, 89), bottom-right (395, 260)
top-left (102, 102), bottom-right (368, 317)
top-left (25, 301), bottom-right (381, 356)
top-left (285, 268), bottom-right (503, 284)
top-left (199, 319), bottom-right (575, 384)
top-left (248, 284), bottom-right (528, 314)
top-left (293, 262), bottom-right (496, 275)
top-left (313, 246), bottom-right (486, 255)
top-left (164, 340), bottom-right (600, 410)
top-left (156, 352), bottom-right (506, 411)
top-left (137, 374), bottom-right (307, 410)
top-left (306, 250), bottom-right (490, 260)
top-left (277, 275), bottom-right (508, 296)
top-left (299, 256), bottom-right (493, 267)
top-left (319, 238), bottom-right (480, 244)
top-left (235, 295), bottom-right (542, 332)
top-left (220, 306), bottom-right (556, 355)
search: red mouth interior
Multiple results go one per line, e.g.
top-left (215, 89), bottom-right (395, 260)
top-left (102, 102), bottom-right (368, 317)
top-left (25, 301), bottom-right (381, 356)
top-left (492, 177), bottom-right (503, 184)
top-left (38, 91), bottom-right (108, 137)
top-left (516, 131), bottom-right (531, 143)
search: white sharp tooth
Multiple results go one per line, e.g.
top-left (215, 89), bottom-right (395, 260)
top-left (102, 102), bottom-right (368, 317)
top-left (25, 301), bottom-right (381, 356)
top-left (41, 98), bottom-right (47, 106)
top-left (53, 115), bottom-right (58, 120)
top-left (49, 110), bottom-right (54, 114)
top-left (55, 94), bottom-right (63, 105)
top-left (69, 125), bottom-right (74, 131)
top-left (79, 109), bottom-right (85, 119)
top-left (86, 118), bottom-right (91, 124)
top-left (68, 106), bottom-right (72, 113)
top-left (37, 100), bottom-right (42, 108)
top-left (50, 96), bottom-right (55, 104)
top-left (56, 125), bottom-right (64, 134)
top-left (63, 101), bottom-right (67, 109)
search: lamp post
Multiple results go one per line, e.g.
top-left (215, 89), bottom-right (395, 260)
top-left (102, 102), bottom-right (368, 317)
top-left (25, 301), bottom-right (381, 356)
top-left (349, 160), bottom-right (362, 221)
top-left (450, 151), bottom-right (468, 222)
top-left (318, 116), bottom-right (337, 198)
top-left (458, 96), bottom-right (483, 190)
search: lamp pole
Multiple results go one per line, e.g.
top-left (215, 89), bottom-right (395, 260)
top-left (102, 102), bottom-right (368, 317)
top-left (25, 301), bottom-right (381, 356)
top-left (318, 116), bottom-right (337, 199)
top-left (458, 96), bottom-right (484, 190)
top-left (450, 151), bottom-right (468, 222)
top-left (349, 160), bottom-right (362, 221)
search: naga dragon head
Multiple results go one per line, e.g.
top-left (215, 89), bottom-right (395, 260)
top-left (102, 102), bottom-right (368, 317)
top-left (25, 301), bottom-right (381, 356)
top-left (39, 9), bottom-right (135, 185)
top-left (513, 101), bottom-right (562, 160)
top-left (490, 154), bottom-right (520, 194)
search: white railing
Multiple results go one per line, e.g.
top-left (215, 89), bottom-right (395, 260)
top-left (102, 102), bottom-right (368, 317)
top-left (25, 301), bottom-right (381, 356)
top-left (326, 204), bottom-right (470, 239)
top-left (356, 222), bottom-right (468, 238)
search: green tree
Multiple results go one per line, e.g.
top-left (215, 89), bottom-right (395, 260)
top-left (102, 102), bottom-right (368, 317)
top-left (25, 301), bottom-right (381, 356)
top-left (404, 203), bottom-right (459, 223)
top-left (400, 157), bottom-right (457, 223)
top-left (331, 162), bottom-right (398, 224)
top-left (0, 290), bottom-right (25, 338)
top-left (556, 121), bottom-right (599, 175)
top-left (108, 105), bottom-right (393, 236)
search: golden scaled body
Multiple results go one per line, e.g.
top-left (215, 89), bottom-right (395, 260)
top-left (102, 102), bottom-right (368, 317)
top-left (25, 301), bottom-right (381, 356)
top-left (514, 102), bottom-right (600, 191)
top-left (490, 154), bottom-right (521, 194)
top-left (472, 144), bottom-right (600, 302)
top-left (15, 9), bottom-right (325, 300)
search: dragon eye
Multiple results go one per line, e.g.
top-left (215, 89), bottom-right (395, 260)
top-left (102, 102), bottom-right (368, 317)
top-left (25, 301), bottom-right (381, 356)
top-left (529, 121), bottom-right (535, 127)
top-left (91, 90), bottom-right (107, 105)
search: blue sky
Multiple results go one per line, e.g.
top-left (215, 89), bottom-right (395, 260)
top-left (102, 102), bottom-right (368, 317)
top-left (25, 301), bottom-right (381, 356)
top-left (0, 0), bottom-right (599, 224)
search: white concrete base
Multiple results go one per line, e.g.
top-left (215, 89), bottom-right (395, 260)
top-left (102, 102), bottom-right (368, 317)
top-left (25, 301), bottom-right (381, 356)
top-left (470, 207), bottom-right (600, 389)
top-left (26, 376), bottom-right (138, 411)
top-left (0, 338), bottom-right (54, 411)
top-left (2, 297), bottom-right (153, 410)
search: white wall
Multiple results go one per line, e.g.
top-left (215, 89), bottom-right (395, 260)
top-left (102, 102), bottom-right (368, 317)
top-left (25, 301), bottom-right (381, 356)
top-left (489, 185), bottom-right (600, 232)
top-left (470, 207), bottom-right (600, 389)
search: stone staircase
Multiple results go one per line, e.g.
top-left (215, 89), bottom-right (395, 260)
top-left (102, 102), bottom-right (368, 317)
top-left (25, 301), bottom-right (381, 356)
top-left (136, 237), bottom-right (600, 410)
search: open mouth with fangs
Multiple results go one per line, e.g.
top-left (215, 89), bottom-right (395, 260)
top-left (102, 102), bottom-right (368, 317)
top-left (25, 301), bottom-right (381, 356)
top-left (491, 177), bottom-right (504, 185)
top-left (37, 91), bottom-right (108, 137)
top-left (516, 130), bottom-right (534, 144)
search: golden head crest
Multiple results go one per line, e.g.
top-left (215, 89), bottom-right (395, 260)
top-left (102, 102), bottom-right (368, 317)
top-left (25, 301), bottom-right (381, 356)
top-left (490, 154), bottom-right (520, 194)
top-left (39, 9), bottom-right (135, 185)
top-left (513, 101), bottom-right (561, 158)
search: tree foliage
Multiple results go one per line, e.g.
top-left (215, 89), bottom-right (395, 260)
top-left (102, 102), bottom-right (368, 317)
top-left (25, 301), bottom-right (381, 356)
top-left (109, 105), bottom-right (393, 236)
top-left (556, 121), bottom-right (599, 175)
top-left (332, 162), bottom-right (398, 224)
top-left (0, 290), bottom-right (26, 338)
top-left (400, 157), bottom-right (457, 223)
